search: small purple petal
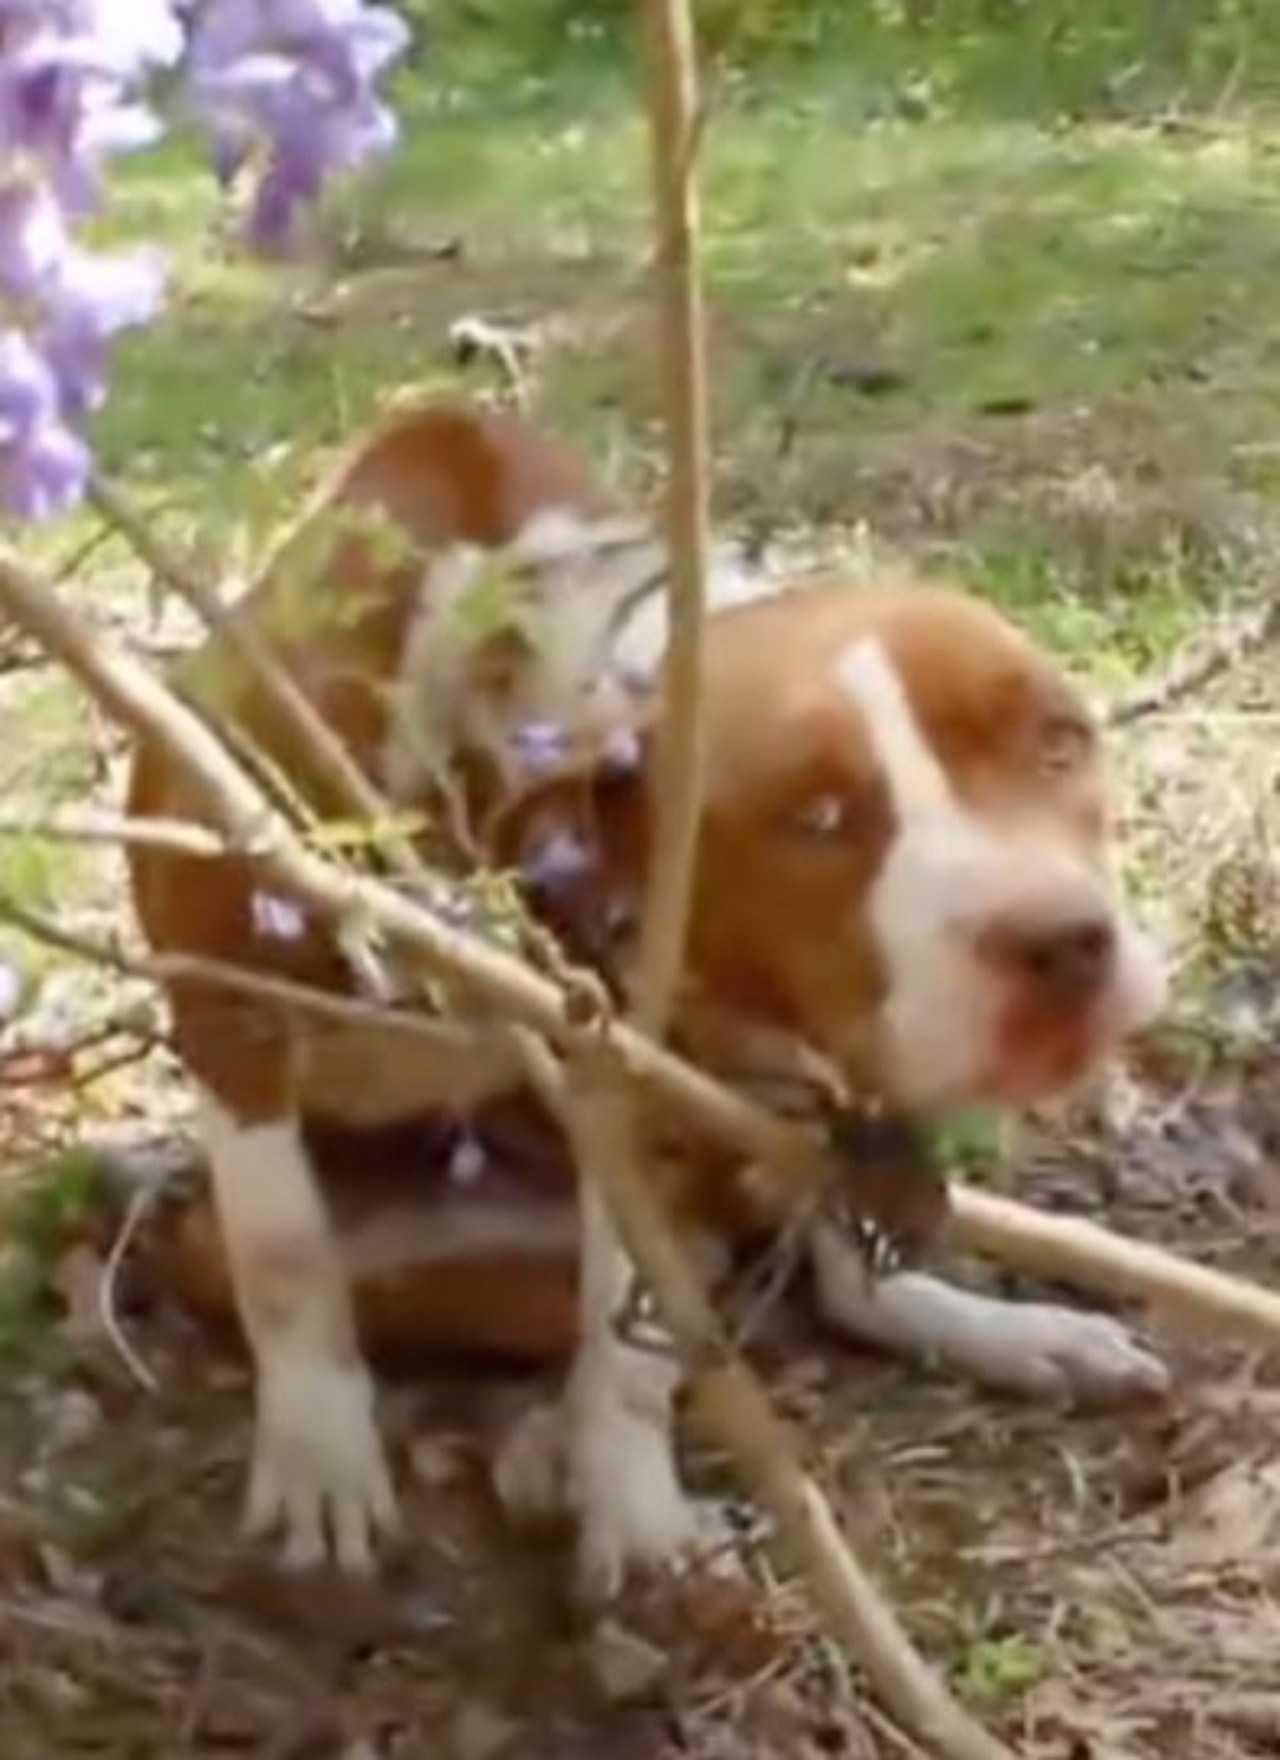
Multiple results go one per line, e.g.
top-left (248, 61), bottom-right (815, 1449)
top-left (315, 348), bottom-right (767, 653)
top-left (247, 139), bottom-right (325, 253)
top-left (0, 329), bottom-right (57, 436)
top-left (80, 0), bottom-right (186, 75)
top-left (512, 719), bottom-right (567, 778)
top-left (78, 97), bottom-right (166, 157)
top-left (39, 246), bottom-right (166, 415)
top-left (446, 1129), bottom-right (486, 1188)
top-left (0, 416), bottom-right (91, 519)
top-left (521, 828), bottom-right (595, 897)
top-left (0, 179), bottom-right (68, 299)
top-left (186, 0), bottom-right (411, 258)
top-left (600, 725), bottom-right (641, 779)
top-left (252, 891), bottom-right (308, 941)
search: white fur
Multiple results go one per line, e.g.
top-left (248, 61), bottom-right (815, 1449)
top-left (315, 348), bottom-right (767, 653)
top-left (810, 1223), bottom-right (1170, 1403)
top-left (380, 505), bottom-right (787, 802)
top-left (834, 637), bottom-right (1167, 1106)
top-left (343, 1198), bottom-right (577, 1279)
top-left (495, 1144), bottom-right (707, 1601)
top-left (197, 1092), bottom-right (399, 1573)
top-left (379, 508), bottom-right (665, 801)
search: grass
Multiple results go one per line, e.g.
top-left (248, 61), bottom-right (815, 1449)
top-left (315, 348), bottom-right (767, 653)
top-left (31, 7), bottom-right (1277, 691)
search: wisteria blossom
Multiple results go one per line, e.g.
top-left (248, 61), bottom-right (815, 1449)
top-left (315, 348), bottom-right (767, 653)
top-left (186, 0), bottom-right (411, 255)
top-left (0, 0), bottom-right (180, 515)
top-left (0, 0), bottom-right (411, 519)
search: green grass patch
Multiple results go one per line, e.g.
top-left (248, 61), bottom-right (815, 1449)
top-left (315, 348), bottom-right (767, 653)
top-left (17, 10), bottom-right (1280, 687)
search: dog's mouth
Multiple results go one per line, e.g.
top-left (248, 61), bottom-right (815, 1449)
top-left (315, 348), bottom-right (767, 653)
top-left (977, 982), bottom-right (1143, 1109)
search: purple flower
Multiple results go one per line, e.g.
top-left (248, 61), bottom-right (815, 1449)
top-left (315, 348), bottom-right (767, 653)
top-left (521, 827), bottom-right (595, 898)
top-left (512, 719), bottom-right (567, 778)
top-left (252, 890), bottom-right (308, 941)
top-left (0, 0), bottom-right (181, 519)
top-left (187, 0), bottom-right (410, 254)
top-left (446, 1127), bottom-right (486, 1188)
top-left (0, 5), bottom-right (181, 213)
top-left (38, 244), bottom-right (166, 415)
top-left (0, 330), bottom-right (89, 517)
top-left (0, 415), bottom-right (88, 516)
top-left (0, 0), bottom-right (410, 522)
top-left (0, 179), bottom-right (69, 298)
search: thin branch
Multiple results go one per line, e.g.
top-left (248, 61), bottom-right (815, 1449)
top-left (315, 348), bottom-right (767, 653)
top-left (0, 808), bottom-right (245, 862)
top-left (0, 892), bottom-right (477, 1052)
top-left (89, 475), bottom-right (409, 847)
top-left (1105, 587), bottom-right (1280, 727)
top-left (633, 0), bottom-right (712, 1036)
top-left (611, 10), bottom-right (1014, 1755)
top-left (98, 1178), bottom-right (164, 1395)
top-left (548, 1041), bottom-right (1015, 1760)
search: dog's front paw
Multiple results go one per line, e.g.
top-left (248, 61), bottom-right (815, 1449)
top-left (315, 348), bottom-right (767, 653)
top-left (964, 1303), bottom-right (1170, 1406)
top-left (496, 1382), bottom-right (727, 1604)
top-left (246, 1353), bottom-right (401, 1574)
top-left (568, 1400), bottom-right (715, 1605)
top-left (494, 1398), bottom-right (568, 1524)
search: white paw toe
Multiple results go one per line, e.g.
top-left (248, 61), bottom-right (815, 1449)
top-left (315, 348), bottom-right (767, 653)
top-left (994, 1305), bottom-right (1170, 1405)
top-left (245, 1356), bottom-right (400, 1574)
top-left (569, 1408), bottom-right (711, 1605)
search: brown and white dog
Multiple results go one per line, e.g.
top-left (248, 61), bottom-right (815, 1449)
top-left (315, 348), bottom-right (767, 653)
top-left (126, 401), bottom-right (1169, 1595)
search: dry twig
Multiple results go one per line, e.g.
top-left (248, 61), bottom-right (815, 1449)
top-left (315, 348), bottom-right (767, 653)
top-left (1105, 569), bottom-right (1280, 727)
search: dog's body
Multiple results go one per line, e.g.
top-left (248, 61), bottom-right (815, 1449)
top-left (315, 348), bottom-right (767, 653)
top-left (127, 402), bottom-right (1170, 1591)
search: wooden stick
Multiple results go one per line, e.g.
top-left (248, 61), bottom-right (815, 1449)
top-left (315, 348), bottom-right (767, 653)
top-left (633, 0), bottom-right (711, 1035)
top-left (0, 808), bottom-right (249, 862)
top-left (954, 1184), bottom-right (1280, 1347)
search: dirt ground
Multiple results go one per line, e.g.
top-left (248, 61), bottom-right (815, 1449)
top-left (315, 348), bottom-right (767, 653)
top-left (5, 926), bottom-right (1280, 1760)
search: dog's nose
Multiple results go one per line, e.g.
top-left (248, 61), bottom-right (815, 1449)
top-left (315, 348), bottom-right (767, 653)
top-left (982, 911), bottom-right (1116, 1004)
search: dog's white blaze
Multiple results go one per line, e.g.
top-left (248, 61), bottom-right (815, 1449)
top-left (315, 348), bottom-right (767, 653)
top-left (834, 638), bottom-right (957, 823)
top-left (834, 635), bottom-right (1003, 1103)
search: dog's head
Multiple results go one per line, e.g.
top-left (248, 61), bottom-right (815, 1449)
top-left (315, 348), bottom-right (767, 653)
top-left (680, 580), bottom-right (1165, 1111)
top-left (509, 578), bottom-right (1165, 1116)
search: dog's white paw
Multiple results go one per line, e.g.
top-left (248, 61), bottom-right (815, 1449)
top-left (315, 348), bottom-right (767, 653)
top-left (494, 1399), bottom-right (568, 1523)
top-left (497, 1372), bottom-right (726, 1604)
top-left (245, 1353), bottom-right (400, 1574)
top-left (954, 1302), bottom-right (1170, 1405)
top-left (568, 1399), bottom-right (716, 1605)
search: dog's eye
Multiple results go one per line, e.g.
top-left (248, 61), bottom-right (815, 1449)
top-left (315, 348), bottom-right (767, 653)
top-left (791, 791), bottom-right (854, 839)
top-left (1037, 711), bottom-right (1094, 777)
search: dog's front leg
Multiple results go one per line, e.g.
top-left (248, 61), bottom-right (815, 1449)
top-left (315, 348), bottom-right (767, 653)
top-left (198, 1090), bottom-right (400, 1572)
top-left (810, 1220), bottom-right (1169, 1405)
top-left (564, 1179), bottom-right (705, 1600)
top-left (497, 1092), bottom-right (709, 1602)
